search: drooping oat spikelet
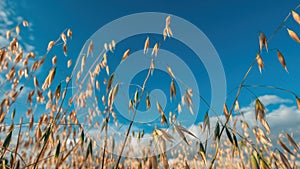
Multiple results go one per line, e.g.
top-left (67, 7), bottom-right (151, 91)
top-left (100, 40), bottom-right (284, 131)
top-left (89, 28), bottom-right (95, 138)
top-left (144, 37), bottom-right (150, 54)
top-left (121, 49), bottom-right (130, 62)
top-left (6, 30), bottom-right (11, 39)
top-left (152, 43), bottom-right (159, 56)
top-left (42, 67), bottom-right (56, 90)
top-left (292, 10), bottom-right (300, 24)
top-left (259, 32), bottom-right (268, 52)
top-left (150, 59), bottom-right (155, 75)
top-left (67, 59), bottom-right (72, 68)
top-left (47, 41), bottom-right (55, 52)
top-left (22, 20), bottom-right (29, 27)
top-left (87, 41), bottom-right (93, 57)
top-left (256, 54), bottom-right (264, 73)
top-left (255, 98), bottom-right (265, 121)
top-left (167, 66), bottom-right (175, 79)
top-left (156, 101), bottom-right (168, 125)
top-left (81, 55), bottom-right (86, 72)
top-left (67, 28), bottom-right (72, 38)
top-left (61, 33), bottom-right (67, 44)
top-left (234, 100), bottom-right (240, 111)
top-left (15, 25), bottom-right (20, 35)
top-left (146, 93), bottom-right (151, 110)
top-left (223, 103), bottom-right (230, 120)
top-left (106, 73), bottom-right (114, 93)
top-left (170, 79), bottom-right (176, 100)
top-left (34, 76), bottom-right (39, 88)
top-left (52, 55), bottom-right (57, 65)
top-left (63, 43), bottom-right (67, 56)
top-left (277, 50), bottom-right (288, 72)
top-left (287, 28), bottom-right (300, 43)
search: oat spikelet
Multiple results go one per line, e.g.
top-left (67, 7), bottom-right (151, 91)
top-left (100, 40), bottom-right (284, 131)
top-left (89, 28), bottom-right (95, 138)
top-left (47, 41), bottom-right (55, 52)
top-left (256, 54), bottom-right (264, 74)
top-left (277, 50), bottom-right (288, 72)
top-left (87, 41), bottom-right (93, 56)
top-left (67, 29), bottom-right (72, 38)
top-left (34, 76), bottom-right (39, 88)
top-left (287, 28), bottom-right (300, 43)
top-left (63, 43), bottom-right (67, 56)
top-left (15, 25), bottom-right (20, 35)
top-left (6, 30), bottom-right (11, 39)
top-left (146, 93), bottom-right (151, 110)
top-left (166, 16), bottom-right (171, 27)
top-left (170, 79), bottom-right (176, 100)
top-left (234, 100), bottom-right (240, 111)
top-left (292, 10), bottom-right (300, 25)
top-left (52, 55), bottom-right (57, 65)
top-left (167, 66), bottom-right (175, 79)
top-left (61, 33), bottom-right (67, 44)
top-left (67, 59), bottom-right (72, 68)
top-left (81, 55), bottom-right (86, 72)
top-left (150, 59), bottom-right (154, 75)
top-left (121, 49), bottom-right (130, 62)
top-left (42, 67), bottom-right (56, 90)
top-left (152, 43), bottom-right (159, 56)
top-left (22, 20), bottom-right (29, 27)
top-left (259, 32), bottom-right (268, 52)
top-left (144, 37), bottom-right (150, 54)
top-left (223, 103), bottom-right (230, 120)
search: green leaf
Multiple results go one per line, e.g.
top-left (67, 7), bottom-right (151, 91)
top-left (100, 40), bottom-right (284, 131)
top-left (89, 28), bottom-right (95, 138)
top-left (251, 153), bottom-right (259, 169)
top-left (86, 140), bottom-right (93, 158)
top-left (2, 130), bottom-right (12, 149)
top-left (213, 122), bottom-right (220, 142)
top-left (233, 133), bottom-right (239, 149)
top-left (81, 130), bottom-right (85, 146)
top-left (55, 140), bottom-right (61, 159)
top-left (225, 127), bottom-right (233, 145)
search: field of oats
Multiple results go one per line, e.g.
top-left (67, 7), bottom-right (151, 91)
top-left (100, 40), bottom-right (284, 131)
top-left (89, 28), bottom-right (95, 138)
top-left (1, 2), bottom-right (300, 169)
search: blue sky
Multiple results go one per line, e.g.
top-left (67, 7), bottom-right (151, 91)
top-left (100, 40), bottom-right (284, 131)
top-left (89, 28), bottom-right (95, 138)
top-left (14, 0), bottom-right (299, 96)
top-left (1, 1), bottom-right (300, 141)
